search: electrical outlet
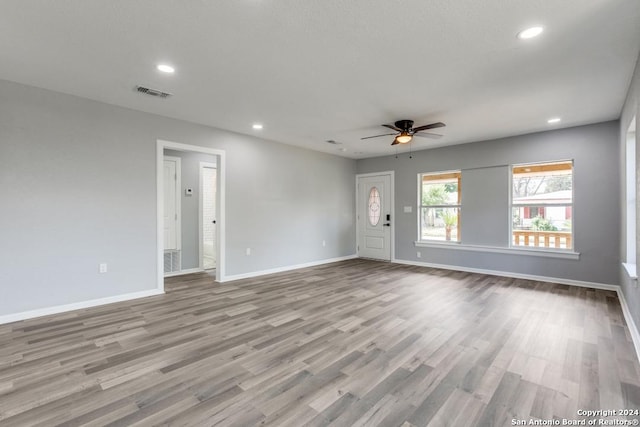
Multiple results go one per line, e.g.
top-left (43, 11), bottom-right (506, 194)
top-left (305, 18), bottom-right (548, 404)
top-left (322, 240), bottom-right (326, 247)
top-left (416, 252), bottom-right (421, 258)
top-left (246, 248), bottom-right (251, 256)
top-left (99, 263), bottom-right (108, 273)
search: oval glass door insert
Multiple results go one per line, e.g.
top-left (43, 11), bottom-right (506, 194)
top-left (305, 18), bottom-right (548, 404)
top-left (368, 187), bottom-right (381, 226)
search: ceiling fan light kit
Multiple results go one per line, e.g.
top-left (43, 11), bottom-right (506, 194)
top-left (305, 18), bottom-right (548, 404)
top-left (362, 119), bottom-right (446, 146)
top-left (394, 132), bottom-right (413, 144)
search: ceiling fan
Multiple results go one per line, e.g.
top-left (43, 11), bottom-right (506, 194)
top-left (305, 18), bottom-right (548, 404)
top-left (361, 119), bottom-right (446, 145)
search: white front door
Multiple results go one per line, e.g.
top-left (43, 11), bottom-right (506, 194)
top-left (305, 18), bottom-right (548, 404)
top-left (163, 157), bottom-right (180, 250)
top-left (357, 173), bottom-right (392, 260)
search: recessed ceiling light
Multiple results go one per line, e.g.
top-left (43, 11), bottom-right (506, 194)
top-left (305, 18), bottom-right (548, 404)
top-left (547, 117), bottom-right (561, 124)
top-left (338, 148), bottom-right (347, 152)
top-left (157, 64), bottom-right (175, 73)
top-left (252, 123), bottom-right (263, 130)
top-left (517, 26), bottom-right (544, 40)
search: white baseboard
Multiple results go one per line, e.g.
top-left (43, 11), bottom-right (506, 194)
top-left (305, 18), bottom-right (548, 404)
top-left (615, 288), bottom-right (640, 362)
top-left (393, 258), bottom-right (618, 291)
top-left (222, 254), bottom-right (358, 282)
top-left (164, 267), bottom-right (204, 278)
top-left (394, 258), bottom-right (640, 361)
top-left (0, 289), bottom-right (164, 325)
top-left (0, 256), bottom-right (358, 324)
top-left (4, 255), bottom-right (639, 364)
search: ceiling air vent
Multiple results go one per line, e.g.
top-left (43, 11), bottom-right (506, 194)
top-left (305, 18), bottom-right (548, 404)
top-left (135, 85), bottom-right (172, 98)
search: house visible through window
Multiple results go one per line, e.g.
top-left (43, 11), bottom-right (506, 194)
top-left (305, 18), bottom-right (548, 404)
top-left (511, 161), bottom-right (573, 250)
top-left (419, 171), bottom-right (461, 242)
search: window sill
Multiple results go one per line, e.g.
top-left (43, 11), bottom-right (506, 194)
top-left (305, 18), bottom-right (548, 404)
top-left (414, 241), bottom-right (580, 260)
top-left (623, 263), bottom-right (638, 281)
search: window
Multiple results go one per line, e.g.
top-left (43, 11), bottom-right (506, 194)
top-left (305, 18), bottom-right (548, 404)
top-left (419, 171), bottom-right (461, 242)
top-left (626, 118), bottom-right (636, 266)
top-left (511, 161), bottom-right (573, 250)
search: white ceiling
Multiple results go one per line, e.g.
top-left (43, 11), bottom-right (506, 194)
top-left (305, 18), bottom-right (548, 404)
top-left (1, 1), bottom-right (639, 158)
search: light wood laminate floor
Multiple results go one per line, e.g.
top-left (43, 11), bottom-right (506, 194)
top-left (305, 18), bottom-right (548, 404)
top-left (1, 259), bottom-right (639, 426)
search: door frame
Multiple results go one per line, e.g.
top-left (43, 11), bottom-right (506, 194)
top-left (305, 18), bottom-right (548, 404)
top-left (163, 155), bottom-right (182, 253)
top-left (199, 161), bottom-right (217, 270)
top-left (355, 171), bottom-right (395, 261)
top-left (157, 140), bottom-right (226, 290)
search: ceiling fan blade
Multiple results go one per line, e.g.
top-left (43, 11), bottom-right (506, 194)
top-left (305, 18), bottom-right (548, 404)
top-left (361, 133), bottom-right (397, 140)
top-left (382, 124), bottom-right (402, 132)
top-left (413, 132), bottom-right (442, 139)
top-left (412, 122), bottom-right (446, 132)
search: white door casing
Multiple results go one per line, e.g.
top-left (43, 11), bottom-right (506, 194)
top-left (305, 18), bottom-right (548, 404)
top-left (357, 173), bottom-right (393, 260)
top-left (158, 140), bottom-right (226, 288)
top-left (163, 157), bottom-right (181, 251)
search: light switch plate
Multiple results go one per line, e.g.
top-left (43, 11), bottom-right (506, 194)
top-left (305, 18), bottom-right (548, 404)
top-left (404, 206), bottom-right (413, 213)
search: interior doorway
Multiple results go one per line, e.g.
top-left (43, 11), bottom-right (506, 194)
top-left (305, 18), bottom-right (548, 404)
top-left (157, 140), bottom-right (226, 290)
top-left (200, 162), bottom-right (217, 270)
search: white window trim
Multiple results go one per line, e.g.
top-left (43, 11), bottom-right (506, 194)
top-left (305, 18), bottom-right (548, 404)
top-left (509, 160), bottom-right (575, 251)
top-left (414, 240), bottom-right (580, 260)
top-left (625, 117), bottom-right (636, 265)
top-left (417, 170), bottom-right (461, 243)
top-left (623, 263), bottom-right (638, 280)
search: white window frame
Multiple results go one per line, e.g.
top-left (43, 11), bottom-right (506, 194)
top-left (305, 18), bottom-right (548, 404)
top-left (418, 170), bottom-right (461, 243)
top-left (624, 117), bottom-right (637, 279)
top-left (509, 160), bottom-right (574, 251)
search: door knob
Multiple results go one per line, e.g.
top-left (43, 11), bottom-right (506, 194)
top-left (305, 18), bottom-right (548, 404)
top-left (212, 220), bottom-right (216, 224)
top-left (383, 223), bottom-right (390, 227)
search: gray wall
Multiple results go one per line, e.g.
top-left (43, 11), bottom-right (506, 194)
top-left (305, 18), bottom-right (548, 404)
top-left (0, 79), bottom-right (356, 316)
top-left (164, 149), bottom-right (217, 270)
top-left (620, 53), bottom-right (640, 330)
top-left (357, 121), bottom-right (620, 285)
